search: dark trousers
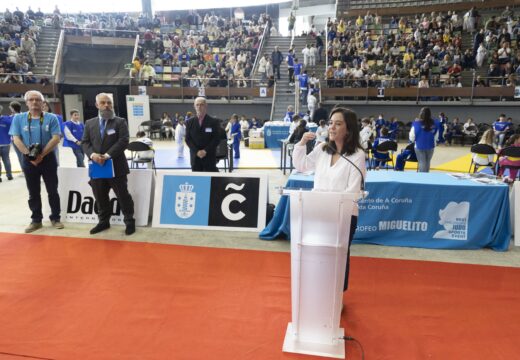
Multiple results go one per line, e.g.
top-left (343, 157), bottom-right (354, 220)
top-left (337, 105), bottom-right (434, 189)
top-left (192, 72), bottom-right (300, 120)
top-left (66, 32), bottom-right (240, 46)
top-left (90, 175), bottom-right (134, 225)
top-left (233, 139), bottom-right (240, 159)
top-left (22, 152), bottom-right (60, 223)
top-left (190, 151), bottom-right (218, 172)
top-left (344, 215), bottom-right (358, 292)
top-left (288, 68), bottom-right (294, 83)
top-left (72, 147), bottom-right (85, 167)
top-left (273, 64), bottom-right (281, 80)
top-left (0, 145), bottom-right (12, 178)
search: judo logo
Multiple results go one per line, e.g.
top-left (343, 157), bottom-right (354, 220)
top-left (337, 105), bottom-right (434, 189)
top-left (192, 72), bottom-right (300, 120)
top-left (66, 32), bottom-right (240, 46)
top-left (433, 201), bottom-right (470, 241)
top-left (175, 182), bottom-right (195, 219)
top-left (221, 183), bottom-right (246, 221)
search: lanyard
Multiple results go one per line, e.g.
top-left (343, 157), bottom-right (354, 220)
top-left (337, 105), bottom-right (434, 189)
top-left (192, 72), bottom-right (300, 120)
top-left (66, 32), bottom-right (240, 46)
top-left (27, 112), bottom-right (44, 145)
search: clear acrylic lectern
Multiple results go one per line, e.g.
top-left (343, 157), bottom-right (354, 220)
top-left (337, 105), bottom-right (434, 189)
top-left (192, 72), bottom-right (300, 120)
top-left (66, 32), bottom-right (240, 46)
top-left (282, 189), bottom-right (360, 359)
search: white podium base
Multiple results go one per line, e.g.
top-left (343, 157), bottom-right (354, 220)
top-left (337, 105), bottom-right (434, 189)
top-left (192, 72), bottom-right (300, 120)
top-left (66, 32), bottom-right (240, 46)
top-left (282, 323), bottom-right (345, 359)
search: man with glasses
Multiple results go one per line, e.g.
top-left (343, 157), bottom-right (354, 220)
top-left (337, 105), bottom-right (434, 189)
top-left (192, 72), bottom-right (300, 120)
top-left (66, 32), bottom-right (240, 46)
top-left (9, 90), bottom-right (63, 233)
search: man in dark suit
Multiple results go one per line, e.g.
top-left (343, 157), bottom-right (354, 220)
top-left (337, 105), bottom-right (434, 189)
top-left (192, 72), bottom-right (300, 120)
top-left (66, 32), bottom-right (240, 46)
top-left (185, 97), bottom-right (221, 172)
top-left (81, 93), bottom-right (135, 235)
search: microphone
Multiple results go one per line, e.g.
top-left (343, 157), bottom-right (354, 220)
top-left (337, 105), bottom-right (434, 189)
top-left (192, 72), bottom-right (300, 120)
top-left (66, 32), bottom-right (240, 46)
top-left (325, 143), bottom-right (367, 196)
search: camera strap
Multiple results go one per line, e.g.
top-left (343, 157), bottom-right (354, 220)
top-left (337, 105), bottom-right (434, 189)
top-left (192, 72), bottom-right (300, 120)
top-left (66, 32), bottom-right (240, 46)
top-left (27, 112), bottom-right (44, 146)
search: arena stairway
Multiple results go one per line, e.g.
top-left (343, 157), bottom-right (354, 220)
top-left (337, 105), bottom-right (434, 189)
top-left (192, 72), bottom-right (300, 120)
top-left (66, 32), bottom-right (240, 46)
top-left (260, 35), bottom-right (326, 120)
top-left (33, 26), bottom-right (61, 78)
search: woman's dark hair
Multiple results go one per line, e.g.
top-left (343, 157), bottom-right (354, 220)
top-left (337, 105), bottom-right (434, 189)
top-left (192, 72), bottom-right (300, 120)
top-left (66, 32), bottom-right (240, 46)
top-left (43, 100), bottom-right (53, 113)
top-left (298, 119), bottom-right (307, 129)
top-left (506, 134), bottom-right (520, 146)
top-left (419, 107), bottom-right (434, 131)
top-left (323, 107), bottom-right (362, 156)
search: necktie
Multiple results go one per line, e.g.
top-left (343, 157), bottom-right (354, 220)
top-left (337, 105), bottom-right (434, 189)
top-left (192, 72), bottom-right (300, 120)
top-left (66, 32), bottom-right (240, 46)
top-left (100, 119), bottom-right (106, 140)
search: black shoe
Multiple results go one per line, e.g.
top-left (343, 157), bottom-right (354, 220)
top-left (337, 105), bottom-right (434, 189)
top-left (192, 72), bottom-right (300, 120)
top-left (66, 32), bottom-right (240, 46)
top-left (125, 223), bottom-right (135, 235)
top-left (90, 223), bottom-right (110, 234)
top-left (7, 175), bottom-right (13, 180)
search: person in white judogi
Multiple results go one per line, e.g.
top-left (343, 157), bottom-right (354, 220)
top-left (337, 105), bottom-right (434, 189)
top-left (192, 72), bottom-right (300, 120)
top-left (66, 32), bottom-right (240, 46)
top-left (302, 45), bottom-right (310, 68)
top-left (175, 118), bottom-right (186, 158)
top-left (309, 44), bottom-right (317, 67)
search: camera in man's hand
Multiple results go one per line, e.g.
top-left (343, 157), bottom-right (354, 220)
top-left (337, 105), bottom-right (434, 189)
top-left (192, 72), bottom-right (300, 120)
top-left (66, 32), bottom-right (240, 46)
top-left (26, 143), bottom-right (42, 161)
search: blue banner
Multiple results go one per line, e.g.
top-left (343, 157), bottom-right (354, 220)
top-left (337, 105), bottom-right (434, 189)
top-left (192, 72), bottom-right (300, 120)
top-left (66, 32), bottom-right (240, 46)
top-left (259, 172), bottom-right (511, 251)
top-left (160, 175), bottom-right (211, 226)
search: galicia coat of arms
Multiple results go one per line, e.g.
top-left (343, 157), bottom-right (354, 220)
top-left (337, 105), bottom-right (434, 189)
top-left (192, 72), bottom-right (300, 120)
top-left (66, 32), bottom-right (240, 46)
top-left (175, 182), bottom-right (195, 219)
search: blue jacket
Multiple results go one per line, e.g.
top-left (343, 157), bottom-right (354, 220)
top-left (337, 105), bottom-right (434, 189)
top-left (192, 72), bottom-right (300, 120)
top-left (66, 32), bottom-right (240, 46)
top-left (0, 115), bottom-right (13, 145)
top-left (413, 121), bottom-right (437, 150)
top-left (63, 121), bottom-right (85, 149)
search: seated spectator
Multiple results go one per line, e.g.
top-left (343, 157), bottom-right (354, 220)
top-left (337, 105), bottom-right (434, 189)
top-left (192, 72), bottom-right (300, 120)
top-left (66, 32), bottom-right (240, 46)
top-left (471, 129), bottom-right (495, 168)
top-left (473, 75), bottom-right (487, 87)
top-left (447, 62), bottom-right (462, 79)
top-left (250, 116), bottom-right (261, 129)
top-left (160, 112), bottom-right (174, 140)
top-left (315, 119), bottom-right (328, 147)
top-left (24, 71), bottom-right (37, 84)
top-left (497, 42), bottom-right (512, 65)
top-left (493, 114), bottom-right (513, 148)
top-left (463, 118), bottom-right (478, 137)
top-left (135, 131), bottom-right (154, 166)
top-left (497, 134), bottom-right (520, 182)
top-left (372, 127), bottom-right (392, 169)
top-left (445, 117), bottom-right (463, 145)
top-left (388, 117), bottom-right (400, 140)
top-left (395, 142), bottom-right (417, 171)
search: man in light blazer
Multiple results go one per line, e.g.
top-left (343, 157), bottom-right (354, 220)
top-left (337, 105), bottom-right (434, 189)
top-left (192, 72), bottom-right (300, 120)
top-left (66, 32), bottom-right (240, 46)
top-left (82, 93), bottom-right (135, 235)
top-left (185, 97), bottom-right (222, 172)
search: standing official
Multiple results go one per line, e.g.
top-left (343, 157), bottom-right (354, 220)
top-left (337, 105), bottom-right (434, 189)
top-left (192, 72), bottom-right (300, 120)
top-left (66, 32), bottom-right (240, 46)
top-left (271, 46), bottom-right (283, 81)
top-left (9, 90), bottom-right (63, 233)
top-left (185, 97), bottom-right (221, 172)
top-left (82, 93), bottom-right (135, 235)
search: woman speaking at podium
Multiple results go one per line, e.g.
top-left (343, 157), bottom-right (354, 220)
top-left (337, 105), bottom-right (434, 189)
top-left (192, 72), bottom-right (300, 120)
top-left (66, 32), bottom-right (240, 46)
top-left (292, 107), bottom-right (366, 292)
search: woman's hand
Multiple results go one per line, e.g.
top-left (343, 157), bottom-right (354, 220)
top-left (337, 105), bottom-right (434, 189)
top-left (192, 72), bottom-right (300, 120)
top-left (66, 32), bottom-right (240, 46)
top-left (298, 131), bottom-right (316, 146)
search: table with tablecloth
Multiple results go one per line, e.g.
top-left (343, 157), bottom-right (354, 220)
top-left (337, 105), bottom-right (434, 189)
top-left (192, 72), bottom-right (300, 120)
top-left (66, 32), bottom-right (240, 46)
top-left (263, 122), bottom-right (318, 148)
top-left (259, 171), bottom-right (511, 250)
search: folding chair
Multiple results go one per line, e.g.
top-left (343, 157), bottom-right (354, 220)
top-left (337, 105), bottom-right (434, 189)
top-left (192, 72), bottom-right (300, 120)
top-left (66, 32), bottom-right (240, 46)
top-left (127, 141), bottom-right (156, 174)
top-left (215, 139), bottom-right (230, 172)
top-left (496, 146), bottom-right (520, 180)
top-left (469, 144), bottom-right (496, 174)
top-left (372, 140), bottom-right (398, 170)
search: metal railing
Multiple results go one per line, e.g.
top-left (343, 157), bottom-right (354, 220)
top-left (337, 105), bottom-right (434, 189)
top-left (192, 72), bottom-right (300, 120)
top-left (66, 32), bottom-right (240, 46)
top-left (52, 29), bottom-right (65, 79)
top-left (319, 75), bottom-right (517, 103)
top-left (130, 77), bottom-right (273, 101)
top-left (270, 81), bottom-right (277, 121)
top-left (252, 24), bottom-right (269, 78)
top-left (62, 26), bottom-right (140, 38)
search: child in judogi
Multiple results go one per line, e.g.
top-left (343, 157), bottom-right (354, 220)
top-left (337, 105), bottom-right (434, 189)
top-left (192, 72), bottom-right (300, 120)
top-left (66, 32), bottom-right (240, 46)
top-left (175, 118), bottom-right (186, 158)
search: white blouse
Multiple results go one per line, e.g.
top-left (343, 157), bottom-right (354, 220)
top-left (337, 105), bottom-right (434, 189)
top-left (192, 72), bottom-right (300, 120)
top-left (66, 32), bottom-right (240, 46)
top-left (292, 143), bottom-right (366, 216)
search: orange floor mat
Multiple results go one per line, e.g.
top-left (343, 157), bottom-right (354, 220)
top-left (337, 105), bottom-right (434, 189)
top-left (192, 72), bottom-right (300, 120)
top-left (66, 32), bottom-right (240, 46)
top-left (0, 232), bottom-right (519, 360)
